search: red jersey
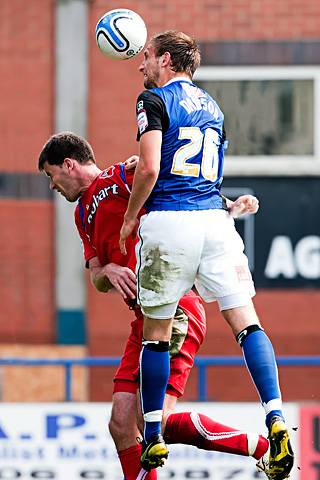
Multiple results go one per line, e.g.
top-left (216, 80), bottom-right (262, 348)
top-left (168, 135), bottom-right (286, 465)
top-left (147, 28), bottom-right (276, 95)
top-left (75, 163), bottom-right (141, 271)
top-left (75, 163), bottom-right (207, 400)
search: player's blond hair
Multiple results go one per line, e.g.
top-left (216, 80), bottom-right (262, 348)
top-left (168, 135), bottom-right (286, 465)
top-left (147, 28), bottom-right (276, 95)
top-left (150, 30), bottom-right (201, 78)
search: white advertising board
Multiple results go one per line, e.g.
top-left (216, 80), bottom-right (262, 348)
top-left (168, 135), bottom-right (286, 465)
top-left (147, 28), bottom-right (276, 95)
top-left (0, 403), bottom-right (299, 479)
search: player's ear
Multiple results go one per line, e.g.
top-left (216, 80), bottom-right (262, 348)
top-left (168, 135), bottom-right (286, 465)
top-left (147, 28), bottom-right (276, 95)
top-left (161, 51), bottom-right (171, 67)
top-left (64, 158), bottom-right (74, 172)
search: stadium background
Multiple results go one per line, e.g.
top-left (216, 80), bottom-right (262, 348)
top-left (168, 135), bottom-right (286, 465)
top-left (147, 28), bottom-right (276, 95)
top-left (0, 0), bottom-right (319, 478)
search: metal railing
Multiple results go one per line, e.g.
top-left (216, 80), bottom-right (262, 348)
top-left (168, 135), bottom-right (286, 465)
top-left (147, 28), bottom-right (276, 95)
top-left (1, 355), bottom-right (319, 401)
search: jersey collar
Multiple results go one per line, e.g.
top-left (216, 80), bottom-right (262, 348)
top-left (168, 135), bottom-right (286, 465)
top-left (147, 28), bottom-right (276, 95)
top-left (163, 76), bottom-right (193, 87)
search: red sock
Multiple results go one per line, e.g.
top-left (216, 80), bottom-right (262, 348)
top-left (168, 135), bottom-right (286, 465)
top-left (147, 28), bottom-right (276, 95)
top-left (164, 412), bottom-right (268, 460)
top-left (118, 444), bottom-right (157, 480)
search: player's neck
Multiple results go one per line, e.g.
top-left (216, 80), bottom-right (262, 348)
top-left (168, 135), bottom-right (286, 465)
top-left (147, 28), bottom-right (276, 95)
top-left (87, 164), bottom-right (102, 185)
top-left (79, 164), bottom-right (102, 194)
top-left (158, 71), bottom-right (191, 87)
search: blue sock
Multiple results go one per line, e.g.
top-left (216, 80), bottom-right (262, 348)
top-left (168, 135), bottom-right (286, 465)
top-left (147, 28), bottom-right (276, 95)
top-left (140, 341), bottom-right (170, 442)
top-left (238, 327), bottom-right (284, 428)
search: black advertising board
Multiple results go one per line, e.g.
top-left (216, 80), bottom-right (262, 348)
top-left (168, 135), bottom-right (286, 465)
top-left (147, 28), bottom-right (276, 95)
top-left (222, 177), bottom-right (320, 288)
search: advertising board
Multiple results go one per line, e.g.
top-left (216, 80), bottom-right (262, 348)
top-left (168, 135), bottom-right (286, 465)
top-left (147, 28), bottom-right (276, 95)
top-left (0, 402), bottom-right (300, 479)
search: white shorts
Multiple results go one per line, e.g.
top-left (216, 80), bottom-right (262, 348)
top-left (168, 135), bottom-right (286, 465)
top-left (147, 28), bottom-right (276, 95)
top-left (136, 209), bottom-right (255, 318)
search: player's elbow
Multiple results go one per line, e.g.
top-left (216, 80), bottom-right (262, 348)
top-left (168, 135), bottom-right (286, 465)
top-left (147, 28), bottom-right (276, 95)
top-left (139, 162), bottom-right (159, 180)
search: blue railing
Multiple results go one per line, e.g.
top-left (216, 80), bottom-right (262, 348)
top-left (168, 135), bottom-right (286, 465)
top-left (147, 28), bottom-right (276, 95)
top-left (1, 356), bottom-right (319, 402)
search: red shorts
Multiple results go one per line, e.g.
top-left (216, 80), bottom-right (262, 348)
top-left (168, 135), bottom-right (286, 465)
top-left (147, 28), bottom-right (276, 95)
top-left (113, 290), bottom-right (206, 398)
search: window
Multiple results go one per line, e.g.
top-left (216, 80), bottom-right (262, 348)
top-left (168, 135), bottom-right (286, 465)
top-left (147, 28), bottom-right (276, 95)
top-left (194, 67), bottom-right (320, 175)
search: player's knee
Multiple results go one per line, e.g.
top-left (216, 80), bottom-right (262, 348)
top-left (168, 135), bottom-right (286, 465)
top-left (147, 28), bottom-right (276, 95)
top-left (136, 413), bottom-right (143, 435)
top-left (236, 324), bottom-right (264, 347)
top-left (142, 339), bottom-right (170, 351)
top-left (108, 413), bottom-right (127, 442)
top-left (108, 415), bottom-right (118, 440)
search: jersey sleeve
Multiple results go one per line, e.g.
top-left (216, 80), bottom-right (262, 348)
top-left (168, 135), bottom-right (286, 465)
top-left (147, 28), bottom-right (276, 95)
top-left (123, 166), bottom-right (135, 189)
top-left (74, 205), bottom-right (97, 267)
top-left (136, 90), bottom-right (169, 140)
top-left (115, 162), bottom-right (135, 191)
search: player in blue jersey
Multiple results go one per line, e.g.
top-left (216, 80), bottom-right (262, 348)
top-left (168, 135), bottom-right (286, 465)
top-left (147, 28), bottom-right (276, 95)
top-left (119, 31), bottom-right (294, 479)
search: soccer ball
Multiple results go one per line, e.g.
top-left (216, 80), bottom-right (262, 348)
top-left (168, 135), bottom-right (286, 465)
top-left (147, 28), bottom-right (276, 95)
top-left (95, 9), bottom-right (147, 60)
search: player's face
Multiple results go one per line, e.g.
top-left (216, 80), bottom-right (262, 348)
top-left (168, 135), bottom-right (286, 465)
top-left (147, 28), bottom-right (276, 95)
top-left (139, 44), bottom-right (161, 88)
top-left (43, 160), bottom-right (81, 202)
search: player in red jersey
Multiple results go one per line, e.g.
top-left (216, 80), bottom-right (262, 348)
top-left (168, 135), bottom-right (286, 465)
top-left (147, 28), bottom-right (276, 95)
top-left (38, 132), bottom-right (269, 480)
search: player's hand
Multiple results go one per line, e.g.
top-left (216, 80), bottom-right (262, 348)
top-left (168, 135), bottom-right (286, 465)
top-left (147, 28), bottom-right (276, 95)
top-left (119, 216), bottom-right (138, 255)
top-left (123, 155), bottom-right (139, 170)
top-left (103, 263), bottom-right (136, 300)
top-left (229, 195), bottom-right (259, 218)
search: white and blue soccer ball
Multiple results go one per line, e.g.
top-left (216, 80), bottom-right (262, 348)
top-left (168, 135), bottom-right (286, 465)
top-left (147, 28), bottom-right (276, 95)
top-left (95, 9), bottom-right (147, 60)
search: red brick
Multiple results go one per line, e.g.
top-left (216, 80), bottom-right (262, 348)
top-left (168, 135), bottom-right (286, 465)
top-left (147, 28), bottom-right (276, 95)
top-left (0, 0), bottom-right (54, 173)
top-left (0, 200), bottom-right (55, 343)
top-left (0, 344), bottom-right (87, 402)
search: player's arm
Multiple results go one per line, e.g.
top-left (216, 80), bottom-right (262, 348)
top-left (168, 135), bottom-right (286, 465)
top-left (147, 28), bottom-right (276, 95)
top-left (89, 256), bottom-right (136, 300)
top-left (120, 131), bottom-right (161, 254)
top-left (120, 91), bottom-right (166, 254)
top-left (129, 131), bottom-right (161, 206)
top-left (75, 201), bottom-right (136, 298)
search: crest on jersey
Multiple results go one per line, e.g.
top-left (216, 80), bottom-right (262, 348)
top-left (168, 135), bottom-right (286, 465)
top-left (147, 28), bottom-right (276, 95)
top-left (101, 165), bottom-right (115, 178)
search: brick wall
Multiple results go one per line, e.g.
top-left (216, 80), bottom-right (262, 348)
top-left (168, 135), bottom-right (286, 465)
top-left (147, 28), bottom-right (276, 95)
top-left (91, 0), bottom-right (320, 42)
top-left (0, 0), bottom-right (54, 171)
top-left (202, 290), bottom-right (320, 402)
top-left (88, 0), bottom-right (320, 163)
top-left (0, 344), bottom-right (88, 402)
top-left (0, 201), bottom-right (55, 343)
top-left (0, 0), bottom-right (55, 342)
top-left (87, 288), bottom-right (320, 402)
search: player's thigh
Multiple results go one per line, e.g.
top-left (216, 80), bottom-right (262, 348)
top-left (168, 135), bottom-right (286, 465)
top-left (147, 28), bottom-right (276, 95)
top-left (177, 290), bottom-right (206, 342)
top-left (195, 210), bottom-right (255, 304)
top-left (136, 211), bottom-right (202, 308)
top-left (113, 316), bottom-right (142, 393)
top-left (167, 293), bottom-right (206, 398)
top-left (143, 316), bottom-right (173, 340)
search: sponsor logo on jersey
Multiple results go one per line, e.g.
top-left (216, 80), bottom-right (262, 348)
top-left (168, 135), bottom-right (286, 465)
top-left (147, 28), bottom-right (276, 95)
top-left (87, 184), bottom-right (119, 224)
top-left (137, 110), bottom-right (148, 134)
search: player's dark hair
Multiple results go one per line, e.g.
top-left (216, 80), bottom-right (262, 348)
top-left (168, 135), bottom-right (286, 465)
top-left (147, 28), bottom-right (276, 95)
top-left (38, 132), bottom-right (96, 171)
top-left (151, 30), bottom-right (201, 78)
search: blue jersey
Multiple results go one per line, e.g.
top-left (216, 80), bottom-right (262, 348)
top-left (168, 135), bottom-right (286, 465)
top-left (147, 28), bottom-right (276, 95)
top-left (136, 78), bottom-right (226, 212)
